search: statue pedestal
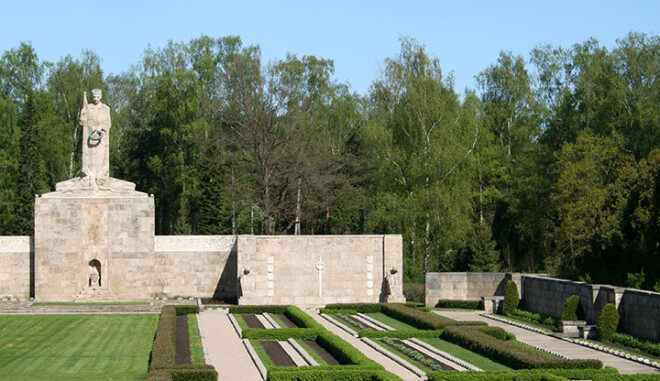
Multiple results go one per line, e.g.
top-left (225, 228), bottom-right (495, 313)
top-left (34, 187), bottom-right (155, 301)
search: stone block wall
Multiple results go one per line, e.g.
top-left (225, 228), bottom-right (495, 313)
top-left (425, 272), bottom-right (507, 306)
top-left (237, 235), bottom-right (404, 306)
top-left (0, 237), bottom-right (31, 300)
top-left (34, 192), bottom-right (155, 301)
top-left (425, 272), bottom-right (660, 341)
top-left (154, 236), bottom-right (237, 299)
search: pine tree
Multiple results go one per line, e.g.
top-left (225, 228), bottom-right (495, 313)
top-left (468, 222), bottom-right (501, 272)
top-left (16, 90), bottom-right (48, 235)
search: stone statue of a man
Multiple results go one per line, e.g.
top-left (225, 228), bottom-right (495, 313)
top-left (80, 89), bottom-right (111, 178)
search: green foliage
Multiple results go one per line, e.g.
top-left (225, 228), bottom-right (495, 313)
top-left (359, 330), bottom-right (443, 339)
top-left (502, 281), bottom-right (520, 316)
top-left (320, 308), bottom-right (358, 315)
top-left (324, 303), bottom-right (384, 313)
top-left (403, 283), bottom-right (425, 303)
top-left (467, 223), bottom-right (501, 272)
top-left (610, 333), bottom-right (660, 357)
top-left (151, 306), bottom-right (177, 369)
top-left (242, 328), bottom-right (320, 340)
top-left (625, 269), bottom-right (645, 289)
top-left (561, 295), bottom-right (586, 321)
top-left (435, 300), bottom-right (483, 310)
top-left (267, 369), bottom-right (401, 381)
top-left (381, 303), bottom-right (487, 329)
top-left (187, 314), bottom-right (205, 365)
top-left (229, 305), bottom-right (288, 314)
top-left (284, 305), bottom-right (324, 329)
top-left (427, 367), bottom-right (620, 381)
top-left (441, 325), bottom-right (602, 370)
top-left (315, 330), bottom-right (382, 368)
top-left (175, 306), bottom-right (200, 315)
top-left (596, 304), bottom-right (619, 341)
top-left (508, 309), bottom-right (559, 329)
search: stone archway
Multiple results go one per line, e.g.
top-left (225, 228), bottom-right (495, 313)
top-left (88, 259), bottom-right (101, 287)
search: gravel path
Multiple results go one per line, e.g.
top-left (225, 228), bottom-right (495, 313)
top-left (198, 309), bottom-right (262, 381)
top-left (435, 310), bottom-right (660, 374)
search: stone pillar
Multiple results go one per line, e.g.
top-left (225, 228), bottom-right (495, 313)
top-left (34, 191), bottom-right (154, 301)
top-left (383, 235), bottom-right (405, 303)
top-left (236, 235), bottom-right (257, 304)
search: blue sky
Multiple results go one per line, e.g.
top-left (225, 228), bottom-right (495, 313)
top-left (2, 1), bottom-right (658, 95)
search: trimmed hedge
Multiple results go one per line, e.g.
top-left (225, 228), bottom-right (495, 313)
top-left (435, 300), bottom-right (483, 310)
top-left (610, 333), bottom-right (660, 357)
top-left (320, 308), bottom-right (358, 315)
top-left (151, 306), bottom-right (177, 369)
top-left (428, 367), bottom-right (620, 380)
top-left (381, 303), bottom-right (487, 329)
top-left (267, 368), bottom-right (402, 381)
top-left (148, 306), bottom-right (217, 381)
top-left (441, 325), bottom-right (602, 370)
top-left (324, 303), bottom-right (384, 313)
top-left (359, 329), bottom-right (443, 339)
top-left (228, 305), bottom-right (288, 314)
top-left (509, 309), bottom-right (559, 329)
top-left (597, 304), bottom-right (619, 341)
top-left (284, 305), bottom-right (324, 329)
top-left (502, 281), bottom-right (520, 316)
top-left (175, 305), bottom-right (200, 315)
top-left (561, 295), bottom-right (586, 321)
top-left (316, 330), bottom-right (382, 368)
top-left (242, 327), bottom-right (320, 340)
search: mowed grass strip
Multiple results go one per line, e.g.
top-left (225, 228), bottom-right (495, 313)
top-left (0, 314), bottom-right (158, 381)
top-left (420, 337), bottom-right (513, 371)
top-left (364, 312), bottom-right (417, 331)
top-left (188, 314), bottom-right (205, 365)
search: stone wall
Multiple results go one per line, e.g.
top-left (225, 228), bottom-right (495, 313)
top-left (425, 272), bottom-right (507, 306)
top-left (237, 235), bottom-right (404, 306)
top-left (34, 192), bottom-right (155, 301)
top-left (425, 272), bottom-right (660, 341)
top-left (0, 237), bottom-right (32, 300)
top-left (154, 236), bottom-right (237, 300)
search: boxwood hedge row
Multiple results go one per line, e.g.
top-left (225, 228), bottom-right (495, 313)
top-left (267, 368), bottom-right (402, 381)
top-left (381, 304), bottom-right (487, 329)
top-left (428, 367), bottom-right (621, 380)
top-left (358, 329), bottom-right (443, 339)
top-left (435, 300), bottom-right (483, 310)
top-left (146, 306), bottom-right (217, 381)
top-left (440, 326), bottom-right (602, 370)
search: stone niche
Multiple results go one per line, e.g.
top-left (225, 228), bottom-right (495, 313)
top-left (34, 190), bottom-right (155, 301)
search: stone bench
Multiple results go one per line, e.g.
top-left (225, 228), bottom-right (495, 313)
top-left (481, 296), bottom-right (505, 313)
top-left (579, 324), bottom-right (597, 339)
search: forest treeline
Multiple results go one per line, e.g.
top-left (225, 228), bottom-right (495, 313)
top-left (0, 33), bottom-right (658, 289)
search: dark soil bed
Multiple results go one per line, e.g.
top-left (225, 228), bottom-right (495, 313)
top-left (275, 314), bottom-right (298, 328)
top-left (304, 340), bottom-right (340, 365)
top-left (201, 297), bottom-right (237, 305)
top-left (242, 314), bottom-right (266, 329)
top-left (259, 340), bottom-right (296, 366)
top-left (388, 338), bottom-right (455, 371)
top-left (175, 315), bottom-right (192, 365)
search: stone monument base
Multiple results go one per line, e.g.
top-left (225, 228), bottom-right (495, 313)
top-left (34, 185), bottom-right (155, 302)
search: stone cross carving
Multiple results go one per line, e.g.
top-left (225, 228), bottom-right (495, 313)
top-left (315, 256), bottom-right (325, 298)
top-left (80, 89), bottom-right (111, 179)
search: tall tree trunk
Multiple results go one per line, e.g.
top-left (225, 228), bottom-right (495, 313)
top-left (294, 177), bottom-right (301, 235)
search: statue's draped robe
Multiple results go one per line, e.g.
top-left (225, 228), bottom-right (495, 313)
top-left (81, 102), bottom-right (111, 177)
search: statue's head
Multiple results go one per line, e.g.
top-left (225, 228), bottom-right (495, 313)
top-left (92, 89), bottom-right (102, 104)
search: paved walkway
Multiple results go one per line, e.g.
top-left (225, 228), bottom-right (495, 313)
top-left (307, 309), bottom-right (422, 381)
top-left (435, 310), bottom-right (659, 374)
top-left (198, 308), bottom-right (262, 381)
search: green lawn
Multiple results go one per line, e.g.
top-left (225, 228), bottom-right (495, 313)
top-left (188, 314), bottom-right (205, 365)
top-left (420, 338), bottom-right (513, 371)
top-left (364, 312), bottom-right (417, 330)
top-left (0, 314), bottom-right (158, 380)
